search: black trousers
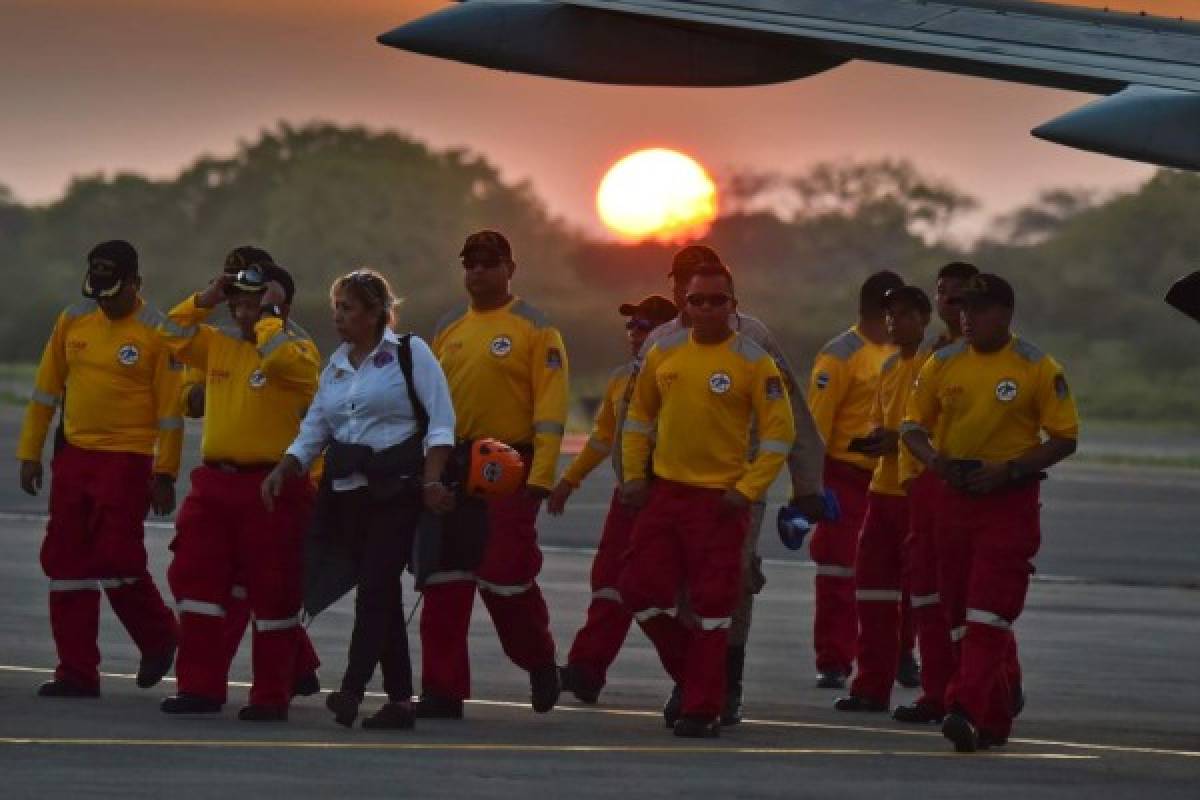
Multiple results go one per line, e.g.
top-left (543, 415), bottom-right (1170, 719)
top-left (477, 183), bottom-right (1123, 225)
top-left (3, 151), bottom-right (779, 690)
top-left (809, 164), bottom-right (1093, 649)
top-left (325, 487), bottom-right (422, 702)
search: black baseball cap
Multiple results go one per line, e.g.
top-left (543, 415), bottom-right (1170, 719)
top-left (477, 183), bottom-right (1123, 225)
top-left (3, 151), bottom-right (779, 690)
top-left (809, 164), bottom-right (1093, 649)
top-left (669, 244), bottom-right (724, 278)
top-left (83, 240), bottom-right (138, 299)
top-left (883, 285), bottom-right (932, 315)
top-left (618, 294), bottom-right (678, 325)
top-left (460, 230), bottom-right (512, 262)
top-left (962, 273), bottom-right (1015, 309)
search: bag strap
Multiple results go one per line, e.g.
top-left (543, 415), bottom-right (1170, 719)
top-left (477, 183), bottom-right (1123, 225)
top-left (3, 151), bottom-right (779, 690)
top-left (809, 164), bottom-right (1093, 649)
top-left (397, 333), bottom-right (429, 436)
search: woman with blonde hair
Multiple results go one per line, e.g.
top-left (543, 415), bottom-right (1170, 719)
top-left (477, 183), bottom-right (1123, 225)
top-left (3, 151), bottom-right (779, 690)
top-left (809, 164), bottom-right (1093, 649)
top-left (264, 268), bottom-right (456, 729)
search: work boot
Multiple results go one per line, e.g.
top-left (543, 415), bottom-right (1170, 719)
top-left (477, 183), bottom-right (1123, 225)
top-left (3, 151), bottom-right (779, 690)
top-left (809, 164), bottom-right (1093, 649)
top-left (292, 671), bottom-right (321, 698)
top-left (895, 651), bottom-right (921, 689)
top-left (892, 702), bottom-right (944, 724)
top-left (721, 645), bottom-right (745, 726)
top-left (941, 710), bottom-right (980, 753)
top-left (662, 685), bottom-right (683, 729)
top-left (413, 693), bottom-right (464, 719)
top-left (160, 693), bottom-right (222, 714)
top-left (326, 690), bottom-right (362, 728)
top-left (530, 664), bottom-right (561, 713)
top-left (239, 704), bottom-right (288, 721)
top-left (37, 679), bottom-right (99, 698)
top-left (815, 669), bottom-right (848, 689)
top-left (136, 642), bottom-right (176, 689)
top-left (559, 664), bottom-right (601, 704)
top-left (362, 702), bottom-right (416, 730)
top-left (833, 695), bottom-right (888, 712)
top-left (673, 715), bottom-right (720, 739)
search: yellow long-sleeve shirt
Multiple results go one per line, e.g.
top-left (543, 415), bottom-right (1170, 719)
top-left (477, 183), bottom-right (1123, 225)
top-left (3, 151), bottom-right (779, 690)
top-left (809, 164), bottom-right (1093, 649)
top-left (868, 350), bottom-right (928, 496)
top-left (17, 298), bottom-right (184, 477)
top-left (808, 325), bottom-right (895, 472)
top-left (623, 330), bottom-right (795, 501)
top-left (561, 362), bottom-right (633, 487)
top-left (902, 336), bottom-right (1079, 462)
top-left (159, 295), bottom-right (319, 464)
top-left (432, 297), bottom-right (568, 490)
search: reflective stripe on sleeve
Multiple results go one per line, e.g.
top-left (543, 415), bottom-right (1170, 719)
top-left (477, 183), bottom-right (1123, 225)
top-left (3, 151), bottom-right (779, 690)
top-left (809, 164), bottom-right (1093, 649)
top-left (898, 421), bottom-right (928, 437)
top-left (633, 607), bottom-right (675, 623)
top-left (856, 589), bottom-right (902, 602)
top-left (48, 579), bottom-right (100, 592)
top-left (592, 587), bottom-right (622, 603)
top-left (178, 599), bottom-right (226, 618)
top-left (423, 570), bottom-right (475, 586)
top-left (698, 616), bottom-right (732, 631)
top-left (476, 578), bottom-right (532, 597)
top-left (533, 421), bottom-right (565, 436)
top-left (911, 592), bottom-right (941, 608)
top-left (623, 419), bottom-right (653, 434)
top-left (31, 390), bottom-right (62, 408)
top-left (257, 332), bottom-right (288, 359)
top-left (759, 439), bottom-right (791, 455)
top-left (950, 625), bottom-right (968, 642)
top-left (158, 417), bottom-right (184, 431)
top-left (966, 608), bottom-right (1012, 630)
top-left (816, 564), bottom-right (855, 578)
top-left (254, 614), bottom-right (302, 632)
top-left (585, 437), bottom-right (612, 455)
top-left (160, 318), bottom-right (196, 339)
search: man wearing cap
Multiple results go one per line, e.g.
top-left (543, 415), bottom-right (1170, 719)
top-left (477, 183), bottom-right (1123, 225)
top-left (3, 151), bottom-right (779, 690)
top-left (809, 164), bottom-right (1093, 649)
top-left (17, 240), bottom-right (183, 698)
top-left (548, 294), bottom-right (677, 704)
top-left (613, 244), bottom-right (825, 726)
top-left (835, 285), bottom-right (931, 714)
top-left (901, 273), bottom-right (1078, 752)
top-left (417, 230), bottom-right (569, 718)
top-left (806, 270), bottom-right (904, 690)
top-left (157, 261), bottom-right (320, 720)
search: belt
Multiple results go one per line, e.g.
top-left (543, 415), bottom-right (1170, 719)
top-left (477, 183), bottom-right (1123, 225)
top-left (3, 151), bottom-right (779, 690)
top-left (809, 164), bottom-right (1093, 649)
top-left (203, 460), bottom-right (275, 474)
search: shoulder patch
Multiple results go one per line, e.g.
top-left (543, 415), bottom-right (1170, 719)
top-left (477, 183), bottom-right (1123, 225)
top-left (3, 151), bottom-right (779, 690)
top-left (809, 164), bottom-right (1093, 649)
top-left (880, 352), bottom-right (902, 374)
top-left (509, 298), bottom-right (550, 329)
top-left (655, 328), bottom-right (690, 352)
top-left (820, 330), bottom-right (864, 361)
top-left (610, 362), bottom-right (636, 380)
top-left (731, 333), bottom-right (769, 363)
top-left (1012, 337), bottom-right (1046, 363)
top-left (933, 339), bottom-right (968, 362)
top-left (433, 302), bottom-right (470, 339)
top-left (64, 300), bottom-right (98, 319)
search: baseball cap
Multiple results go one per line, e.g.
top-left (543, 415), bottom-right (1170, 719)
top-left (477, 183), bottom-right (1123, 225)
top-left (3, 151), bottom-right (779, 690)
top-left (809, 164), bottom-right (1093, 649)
top-left (962, 273), bottom-right (1015, 309)
top-left (460, 230), bottom-right (513, 262)
top-left (883, 285), bottom-right (932, 315)
top-left (224, 245), bottom-right (274, 272)
top-left (264, 263), bottom-right (295, 304)
top-left (83, 240), bottom-right (138, 299)
top-left (618, 294), bottom-right (678, 325)
top-left (669, 244), bottom-right (724, 278)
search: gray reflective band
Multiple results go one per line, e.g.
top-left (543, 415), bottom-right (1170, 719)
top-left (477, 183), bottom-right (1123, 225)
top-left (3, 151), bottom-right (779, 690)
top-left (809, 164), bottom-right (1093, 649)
top-left (31, 390), bottom-right (62, 408)
top-left (533, 421), bottom-right (565, 436)
top-left (592, 587), bottom-right (622, 603)
top-left (158, 417), bottom-right (184, 431)
top-left (624, 419), bottom-right (653, 434)
top-left (966, 609), bottom-right (1012, 630)
top-left (898, 421), bottom-right (927, 436)
top-left (951, 625), bottom-right (968, 642)
top-left (424, 570), bottom-right (475, 586)
top-left (856, 589), bottom-right (902, 602)
top-left (911, 593), bottom-right (941, 608)
top-left (160, 318), bottom-right (196, 339)
top-left (98, 577), bottom-right (139, 589)
top-left (633, 607), bottom-right (675, 623)
top-left (759, 439), bottom-right (791, 455)
top-left (698, 616), bottom-right (732, 631)
top-left (476, 578), bottom-right (532, 597)
top-left (258, 332), bottom-right (288, 359)
top-left (230, 585), bottom-right (248, 600)
top-left (255, 614), bottom-right (302, 632)
top-left (585, 437), bottom-right (612, 455)
top-left (178, 599), bottom-right (226, 618)
top-left (816, 564), bottom-right (855, 578)
top-left (48, 579), bottom-right (100, 592)
top-left (138, 306), bottom-right (167, 328)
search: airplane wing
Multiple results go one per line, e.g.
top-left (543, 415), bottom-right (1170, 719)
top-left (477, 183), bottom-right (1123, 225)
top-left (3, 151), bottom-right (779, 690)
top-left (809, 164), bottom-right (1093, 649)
top-left (378, 1), bottom-right (1200, 170)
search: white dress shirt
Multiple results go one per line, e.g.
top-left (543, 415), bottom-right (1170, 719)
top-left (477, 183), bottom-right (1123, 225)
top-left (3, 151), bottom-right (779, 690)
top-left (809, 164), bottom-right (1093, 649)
top-left (287, 329), bottom-right (456, 491)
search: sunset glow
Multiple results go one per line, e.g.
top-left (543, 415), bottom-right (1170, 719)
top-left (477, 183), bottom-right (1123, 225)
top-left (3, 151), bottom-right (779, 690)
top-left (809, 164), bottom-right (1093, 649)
top-left (596, 149), bottom-right (718, 243)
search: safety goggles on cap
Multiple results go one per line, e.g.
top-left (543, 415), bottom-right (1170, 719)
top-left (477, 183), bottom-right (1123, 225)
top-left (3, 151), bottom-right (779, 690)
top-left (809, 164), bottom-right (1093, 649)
top-left (229, 266), bottom-right (269, 294)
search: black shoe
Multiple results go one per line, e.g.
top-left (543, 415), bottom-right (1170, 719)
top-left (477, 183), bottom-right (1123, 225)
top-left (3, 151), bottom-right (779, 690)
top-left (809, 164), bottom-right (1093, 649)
top-left (892, 702), bottom-right (944, 724)
top-left (160, 693), bottom-right (222, 714)
top-left (941, 711), bottom-right (980, 753)
top-left (673, 715), bottom-right (720, 738)
top-left (362, 702), bottom-right (416, 730)
top-left (978, 731), bottom-right (1009, 750)
top-left (239, 704), bottom-right (287, 721)
top-left (834, 695), bottom-right (888, 712)
top-left (560, 664), bottom-right (601, 705)
top-left (530, 665), bottom-right (561, 713)
top-left (326, 690), bottom-right (362, 728)
top-left (292, 671), bottom-right (321, 698)
top-left (136, 644), bottom-right (176, 689)
top-left (663, 685), bottom-right (683, 729)
top-left (895, 651), bottom-right (921, 689)
top-left (1012, 682), bottom-right (1025, 718)
top-left (37, 679), bottom-right (99, 698)
top-left (816, 669), bottom-right (848, 689)
top-left (413, 693), bottom-right (465, 719)
top-left (721, 645), bottom-right (745, 726)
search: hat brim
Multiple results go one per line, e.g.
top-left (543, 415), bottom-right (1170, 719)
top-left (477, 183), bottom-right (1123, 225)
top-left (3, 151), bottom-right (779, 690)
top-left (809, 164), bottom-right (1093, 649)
top-left (618, 303), bottom-right (638, 316)
top-left (229, 280), bottom-right (268, 294)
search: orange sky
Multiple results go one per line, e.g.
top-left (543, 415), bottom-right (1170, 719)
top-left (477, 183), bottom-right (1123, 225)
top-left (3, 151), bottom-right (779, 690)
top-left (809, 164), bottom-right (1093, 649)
top-left (4, 0), bottom-right (1194, 237)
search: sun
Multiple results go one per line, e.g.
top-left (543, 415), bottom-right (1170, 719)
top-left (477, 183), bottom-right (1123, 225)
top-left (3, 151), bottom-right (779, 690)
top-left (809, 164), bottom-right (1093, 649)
top-left (597, 148), bottom-right (718, 243)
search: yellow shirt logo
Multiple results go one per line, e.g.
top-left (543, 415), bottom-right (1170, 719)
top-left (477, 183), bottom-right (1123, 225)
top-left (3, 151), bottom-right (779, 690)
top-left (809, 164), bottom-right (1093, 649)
top-left (117, 344), bottom-right (140, 366)
top-left (709, 371), bottom-right (732, 394)
top-left (490, 335), bottom-right (513, 357)
top-left (995, 379), bottom-right (1019, 403)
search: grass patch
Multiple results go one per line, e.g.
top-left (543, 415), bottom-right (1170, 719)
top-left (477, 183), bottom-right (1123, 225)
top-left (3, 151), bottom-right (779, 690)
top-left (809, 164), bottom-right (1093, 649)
top-left (1074, 452), bottom-right (1200, 470)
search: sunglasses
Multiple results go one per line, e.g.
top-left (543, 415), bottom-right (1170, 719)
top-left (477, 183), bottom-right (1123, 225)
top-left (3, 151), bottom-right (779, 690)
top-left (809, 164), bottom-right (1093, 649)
top-left (685, 292), bottom-right (732, 309)
top-left (462, 256), bottom-right (506, 271)
top-left (625, 318), bottom-right (655, 332)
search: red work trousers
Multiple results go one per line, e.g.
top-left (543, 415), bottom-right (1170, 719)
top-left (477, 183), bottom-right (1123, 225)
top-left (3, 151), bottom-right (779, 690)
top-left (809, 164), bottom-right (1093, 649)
top-left (221, 587), bottom-right (321, 686)
top-left (41, 444), bottom-right (177, 690)
top-left (618, 480), bottom-right (749, 720)
top-left (420, 490), bottom-right (556, 700)
top-left (810, 456), bottom-right (872, 673)
top-left (905, 470), bottom-right (954, 714)
top-left (168, 465), bottom-right (312, 708)
top-left (849, 491), bottom-right (909, 705)
top-left (938, 482), bottom-right (1040, 740)
top-left (565, 489), bottom-right (637, 690)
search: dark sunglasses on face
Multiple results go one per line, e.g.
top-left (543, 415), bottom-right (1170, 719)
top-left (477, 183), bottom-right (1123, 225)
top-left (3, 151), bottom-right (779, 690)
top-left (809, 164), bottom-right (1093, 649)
top-left (625, 318), bottom-right (655, 332)
top-left (685, 292), bottom-right (732, 309)
top-left (462, 256), bottom-right (505, 271)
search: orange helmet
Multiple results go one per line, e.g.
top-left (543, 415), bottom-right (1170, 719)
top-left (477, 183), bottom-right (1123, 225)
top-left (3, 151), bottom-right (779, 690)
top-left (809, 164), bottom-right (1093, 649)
top-left (464, 438), bottom-right (525, 498)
